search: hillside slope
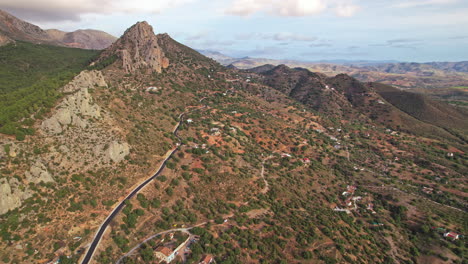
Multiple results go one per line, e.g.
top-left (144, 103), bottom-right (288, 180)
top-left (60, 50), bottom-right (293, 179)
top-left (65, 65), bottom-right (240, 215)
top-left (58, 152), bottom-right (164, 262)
top-left (0, 41), bottom-right (98, 138)
top-left (0, 21), bottom-right (466, 264)
top-left (373, 83), bottom-right (468, 140)
top-left (46, 29), bottom-right (117, 50)
top-left (0, 9), bottom-right (116, 49)
top-left (254, 64), bottom-right (467, 143)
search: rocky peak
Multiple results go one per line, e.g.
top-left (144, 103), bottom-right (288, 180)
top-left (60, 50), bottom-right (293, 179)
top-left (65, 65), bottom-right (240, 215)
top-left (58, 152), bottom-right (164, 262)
top-left (100, 21), bottom-right (169, 73)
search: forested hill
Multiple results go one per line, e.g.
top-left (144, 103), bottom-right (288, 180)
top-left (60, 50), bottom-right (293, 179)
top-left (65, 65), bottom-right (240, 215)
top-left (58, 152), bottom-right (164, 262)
top-left (0, 41), bottom-right (98, 139)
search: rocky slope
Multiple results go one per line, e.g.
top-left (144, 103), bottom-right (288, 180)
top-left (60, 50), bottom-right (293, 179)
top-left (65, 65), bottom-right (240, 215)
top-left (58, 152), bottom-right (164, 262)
top-left (0, 9), bottom-right (116, 49)
top-left (0, 70), bottom-right (130, 215)
top-left (0, 9), bottom-right (53, 44)
top-left (98, 21), bottom-right (169, 73)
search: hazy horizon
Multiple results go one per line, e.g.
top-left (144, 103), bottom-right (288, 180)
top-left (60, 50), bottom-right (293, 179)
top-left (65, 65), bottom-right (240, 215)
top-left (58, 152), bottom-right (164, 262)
top-left (1, 0), bottom-right (468, 63)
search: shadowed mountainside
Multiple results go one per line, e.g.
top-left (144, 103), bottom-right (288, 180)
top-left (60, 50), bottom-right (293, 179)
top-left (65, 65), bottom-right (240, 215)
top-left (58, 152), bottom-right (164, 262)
top-left (0, 9), bottom-right (116, 50)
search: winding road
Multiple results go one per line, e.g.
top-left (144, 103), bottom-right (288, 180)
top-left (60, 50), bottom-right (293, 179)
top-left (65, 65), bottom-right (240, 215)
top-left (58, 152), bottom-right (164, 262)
top-left (79, 114), bottom-right (186, 264)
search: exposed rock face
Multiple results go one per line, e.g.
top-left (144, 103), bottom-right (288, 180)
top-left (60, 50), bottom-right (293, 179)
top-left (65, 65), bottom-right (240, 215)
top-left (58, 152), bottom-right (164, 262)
top-left (25, 160), bottom-right (54, 183)
top-left (107, 141), bottom-right (130, 163)
top-left (38, 69), bottom-right (130, 176)
top-left (0, 178), bottom-right (32, 215)
top-left (62, 70), bottom-right (107, 93)
top-left (94, 141), bottom-right (130, 163)
top-left (42, 70), bottom-right (106, 134)
top-left (0, 179), bottom-right (21, 215)
top-left (100, 21), bottom-right (169, 73)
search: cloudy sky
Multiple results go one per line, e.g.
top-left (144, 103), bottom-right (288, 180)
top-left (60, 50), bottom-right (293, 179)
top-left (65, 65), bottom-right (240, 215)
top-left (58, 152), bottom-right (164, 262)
top-left (2, 0), bottom-right (468, 62)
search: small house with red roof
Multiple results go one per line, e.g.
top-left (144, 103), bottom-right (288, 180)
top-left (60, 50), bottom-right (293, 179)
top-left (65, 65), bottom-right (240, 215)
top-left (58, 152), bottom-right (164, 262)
top-left (154, 246), bottom-right (175, 263)
top-left (444, 232), bottom-right (460, 240)
top-left (199, 254), bottom-right (214, 264)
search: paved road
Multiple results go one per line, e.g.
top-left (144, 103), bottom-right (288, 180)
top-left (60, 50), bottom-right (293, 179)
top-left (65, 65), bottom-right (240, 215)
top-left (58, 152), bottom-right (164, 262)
top-left (80, 94), bottom-right (216, 264)
top-left (80, 115), bottom-right (185, 264)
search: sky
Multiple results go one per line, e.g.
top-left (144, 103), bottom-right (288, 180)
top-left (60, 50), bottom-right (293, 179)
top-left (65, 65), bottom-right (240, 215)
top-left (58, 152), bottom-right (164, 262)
top-left (1, 0), bottom-right (468, 62)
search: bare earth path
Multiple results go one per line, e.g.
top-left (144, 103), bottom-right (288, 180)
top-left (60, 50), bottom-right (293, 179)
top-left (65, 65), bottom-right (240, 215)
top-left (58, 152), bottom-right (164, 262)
top-left (260, 155), bottom-right (273, 194)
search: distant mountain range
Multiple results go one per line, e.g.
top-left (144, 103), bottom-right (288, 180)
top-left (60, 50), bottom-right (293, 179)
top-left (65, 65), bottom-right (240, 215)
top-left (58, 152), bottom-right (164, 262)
top-left (197, 50), bottom-right (399, 66)
top-left (0, 9), bottom-right (116, 50)
top-left (199, 50), bottom-right (468, 89)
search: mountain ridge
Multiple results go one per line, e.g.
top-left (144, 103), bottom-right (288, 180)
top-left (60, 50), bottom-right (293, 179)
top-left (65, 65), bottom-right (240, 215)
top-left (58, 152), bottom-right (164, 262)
top-left (254, 64), bottom-right (468, 143)
top-left (0, 9), bottom-right (116, 50)
top-left (200, 50), bottom-right (468, 89)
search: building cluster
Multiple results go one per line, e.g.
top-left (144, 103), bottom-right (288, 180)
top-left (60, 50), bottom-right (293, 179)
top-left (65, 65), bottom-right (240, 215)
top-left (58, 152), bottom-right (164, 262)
top-left (334, 185), bottom-right (377, 215)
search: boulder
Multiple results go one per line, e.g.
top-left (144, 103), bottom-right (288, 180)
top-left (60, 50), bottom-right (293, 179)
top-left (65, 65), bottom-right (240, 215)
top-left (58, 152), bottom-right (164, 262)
top-left (0, 179), bottom-right (22, 215)
top-left (108, 141), bottom-right (130, 163)
top-left (41, 117), bottom-right (62, 134)
top-left (25, 160), bottom-right (54, 184)
top-left (95, 141), bottom-right (130, 163)
top-left (55, 108), bottom-right (72, 125)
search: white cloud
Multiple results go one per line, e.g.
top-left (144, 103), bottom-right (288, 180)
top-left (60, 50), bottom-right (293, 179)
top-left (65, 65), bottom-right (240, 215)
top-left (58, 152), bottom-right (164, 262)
top-left (268, 33), bottom-right (317, 42)
top-left (393, 0), bottom-right (458, 8)
top-left (225, 0), bottom-right (270, 16)
top-left (0, 0), bottom-right (194, 21)
top-left (225, 0), bottom-right (327, 17)
top-left (334, 3), bottom-right (359, 17)
top-left (274, 0), bottom-right (327, 16)
top-left (185, 31), bottom-right (211, 41)
top-left (235, 32), bottom-right (318, 42)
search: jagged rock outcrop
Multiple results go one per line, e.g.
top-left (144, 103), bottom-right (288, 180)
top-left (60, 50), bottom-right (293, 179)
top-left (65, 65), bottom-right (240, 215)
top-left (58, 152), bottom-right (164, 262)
top-left (41, 70), bottom-right (106, 134)
top-left (38, 68), bottom-right (130, 175)
top-left (99, 21), bottom-right (169, 73)
top-left (25, 160), bottom-right (54, 183)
